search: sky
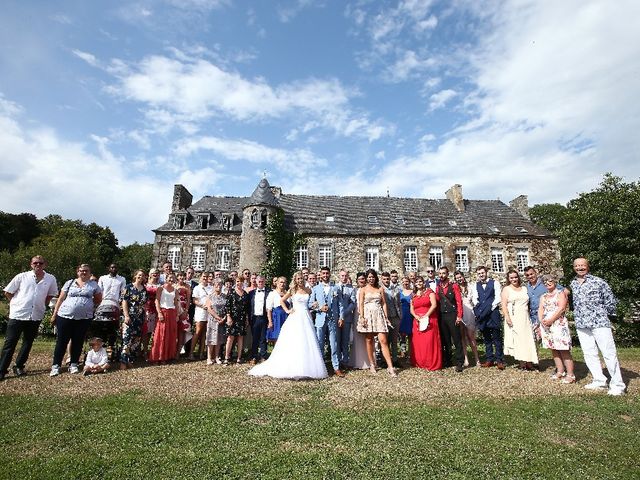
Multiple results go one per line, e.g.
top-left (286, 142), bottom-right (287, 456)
top-left (1, 0), bottom-right (639, 245)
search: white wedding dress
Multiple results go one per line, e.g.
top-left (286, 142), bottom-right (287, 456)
top-left (248, 293), bottom-right (328, 380)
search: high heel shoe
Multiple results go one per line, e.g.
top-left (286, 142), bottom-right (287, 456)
top-left (369, 365), bottom-right (377, 374)
top-left (561, 374), bottom-right (576, 384)
top-left (387, 367), bottom-right (397, 377)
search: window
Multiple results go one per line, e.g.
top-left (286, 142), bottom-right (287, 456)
top-left (491, 248), bottom-right (505, 273)
top-left (191, 245), bottom-right (206, 271)
top-left (167, 245), bottom-right (181, 270)
top-left (365, 247), bottom-right (379, 271)
top-left (221, 213), bottom-right (234, 231)
top-left (404, 246), bottom-right (418, 272)
top-left (368, 216), bottom-right (378, 225)
top-left (325, 216), bottom-right (335, 222)
top-left (448, 220), bottom-right (457, 226)
top-left (422, 218), bottom-right (432, 226)
top-left (515, 226), bottom-right (528, 234)
top-left (489, 225), bottom-right (500, 233)
top-left (318, 245), bottom-right (333, 269)
top-left (455, 247), bottom-right (469, 272)
top-left (295, 244), bottom-right (309, 269)
top-left (516, 248), bottom-right (530, 273)
top-left (172, 214), bottom-right (186, 229)
top-left (196, 214), bottom-right (209, 229)
top-left (429, 246), bottom-right (443, 269)
top-left (215, 245), bottom-right (231, 271)
top-left (394, 215), bottom-right (405, 225)
top-left (250, 208), bottom-right (260, 228)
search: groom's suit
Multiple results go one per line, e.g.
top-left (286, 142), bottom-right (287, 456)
top-left (336, 282), bottom-right (356, 366)
top-left (308, 282), bottom-right (341, 372)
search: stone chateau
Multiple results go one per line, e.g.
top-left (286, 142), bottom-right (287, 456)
top-left (152, 178), bottom-right (560, 279)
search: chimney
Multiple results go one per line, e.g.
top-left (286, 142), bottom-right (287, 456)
top-left (445, 184), bottom-right (465, 212)
top-left (509, 195), bottom-right (530, 219)
top-left (172, 184), bottom-right (193, 212)
top-left (269, 185), bottom-right (282, 199)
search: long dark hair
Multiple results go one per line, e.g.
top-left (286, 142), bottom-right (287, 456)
top-left (365, 269), bottom-right (380, 288)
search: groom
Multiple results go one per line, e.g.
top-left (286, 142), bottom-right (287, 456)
top-left (309, 267), bottom-right (344, 377)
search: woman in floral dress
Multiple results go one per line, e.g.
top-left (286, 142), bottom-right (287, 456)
top-left (224, 277), bottom-right (250, 365)
top-left (205, 279), bottom-right (227, 365)
top-left (538, 274), bottom-right (575, 383)
top-left (120, 269), bottom-right (148, 369)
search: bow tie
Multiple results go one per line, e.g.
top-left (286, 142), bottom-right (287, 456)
top-left (257, 289), bottom-right (264, 292)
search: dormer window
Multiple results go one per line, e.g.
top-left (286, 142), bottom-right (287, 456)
top-left (172, 213), bottom-right (187, 229)
top-left (489, 226), bottom-right (500, 233)
top-left (221, 213), bottom-right (234, 231)
top-left (422, 218), bottom-right (432, 226)
top-left (368, 216), bottom-right (378, 225)
top-left (515, 226), bottom-right (528, 234)
top-left (448, 220), bottom-right (457, 226)
top-left (394, 215), bottom-right (405, 225)
top-left (196, 213), bottom-right (209, 229)
top-left (325, 216), bottom-right (335, 222)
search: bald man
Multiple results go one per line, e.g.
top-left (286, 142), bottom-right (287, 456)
top-left (570, 258), bottom-right (625, 396)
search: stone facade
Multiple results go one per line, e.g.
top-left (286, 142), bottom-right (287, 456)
top-left (152, 179), bottom-right (561, 280)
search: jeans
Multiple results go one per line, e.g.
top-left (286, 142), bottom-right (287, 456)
top-left (0, 319), bottom-right (41, 374)
top-left (52, 316), bottom-right (92, 366)
top-left (577, 327), bottom-right (625, 390)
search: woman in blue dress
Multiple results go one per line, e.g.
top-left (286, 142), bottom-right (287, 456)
top-left (399, 276), bottom-right (414, 358)
top-left (266, 276), bottom-right (288, 343)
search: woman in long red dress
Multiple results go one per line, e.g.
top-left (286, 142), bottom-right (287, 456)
top-left (410, 276), bottom-right (442, 370)
top-left (150, 273), bottom-right (179, 363)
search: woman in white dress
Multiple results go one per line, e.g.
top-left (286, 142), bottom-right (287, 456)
top-left (502, 269), bottom-right (539, 370)
top-left (248, 272), bottom-right (328, 380)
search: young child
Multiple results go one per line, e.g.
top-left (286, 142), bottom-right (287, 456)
top-left (83, 337), bottom-right (110, 376)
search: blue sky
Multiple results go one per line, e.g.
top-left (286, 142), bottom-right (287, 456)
top-left (1, 0), bottom-right (639, 245)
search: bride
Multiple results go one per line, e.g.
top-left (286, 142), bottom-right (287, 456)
top-left (248, 272), bottom-right (328, 380)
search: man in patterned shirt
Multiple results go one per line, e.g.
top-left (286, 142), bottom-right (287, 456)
top-left (570, 258), bottom-right (625, 395)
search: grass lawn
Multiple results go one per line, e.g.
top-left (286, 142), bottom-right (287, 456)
top-left (1, 338), bottom-right (639, 479)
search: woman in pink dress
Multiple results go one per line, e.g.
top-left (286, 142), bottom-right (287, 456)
top-left (142, 268), bottom-right (161, 360)
top-left (150, 273), bottom-right (179, 363)
top-left (410, 276), bottom-right (442, 371)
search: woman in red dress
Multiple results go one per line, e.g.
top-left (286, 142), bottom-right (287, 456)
top-left (410, 276), bottom-right (442, 370)
top-left (150, 273), bottom-right (179, 363)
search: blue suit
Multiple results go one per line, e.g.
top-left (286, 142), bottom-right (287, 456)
top-left (336, 283), bottom-right (356, 366)
top-left (308, 283), bottom-right (341, 371)
top-left (473, 280), bottom-right (504, 363)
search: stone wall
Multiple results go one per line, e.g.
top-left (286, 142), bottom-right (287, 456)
top-left (153, 232), bottom-right (242, 272)
top-left (302, 234), bottom-right (561, 282)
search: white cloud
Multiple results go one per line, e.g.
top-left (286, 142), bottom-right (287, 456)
top-left (277, 0), bottom-right (317, 23)
top-left (0, 99), bottom-right (173, 244)
top-left (173, 136), bottom-right (327, 174)
top-left (428, 88), bottom-right (456, 111)
top-left (72, 49), bottom-right (99, 68)
top-left (384, 49), bottom-right (436, 82)
top-left (99, 52), bottom-right (390, 141)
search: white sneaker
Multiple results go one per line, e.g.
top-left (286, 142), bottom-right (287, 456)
top-left (50, 365), bottom-right (60, 377)
top-left (584, 381), bottom-right (607, 390)
top-left (607, 388), bottom-right (625, 396)
top-left (69, 364), bottom-right (80, 374)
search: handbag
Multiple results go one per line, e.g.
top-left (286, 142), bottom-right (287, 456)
top-left (418, 316), bottom-right (430, 332)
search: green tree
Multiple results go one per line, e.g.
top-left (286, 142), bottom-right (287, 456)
top-left (0, 212), bottom-right (40, 252)
top-left (529, 203), bottom-right (569, 235)
top-left (559, 174), bottom-right (640, 314)
top-left (116, 242), bottom-right (154, 281)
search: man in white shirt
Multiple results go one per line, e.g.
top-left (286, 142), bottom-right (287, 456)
top-left (93, 264), bottom-right (126, 360)
top-left (249, 276), bottom-right (270, 364)
top-left (1, 256), bottom-right (58, 380)
top-left (470, 265), bottom-right (505, 369)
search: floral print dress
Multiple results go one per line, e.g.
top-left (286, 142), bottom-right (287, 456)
top-left (539, 290), bottom-right (572, 351)
top-left (225, 290), bottom-right (249, 337)
top-left (121, 283), bottom-right (148, 364)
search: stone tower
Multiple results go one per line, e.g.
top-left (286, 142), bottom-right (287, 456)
top-left (239, 178), bottom-right (279, 273)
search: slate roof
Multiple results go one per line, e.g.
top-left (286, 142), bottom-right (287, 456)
top-left (154, 186), bottom-right (552, 238)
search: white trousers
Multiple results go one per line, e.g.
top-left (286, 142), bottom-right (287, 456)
top-left (576, 327), bottom-right (625, 390)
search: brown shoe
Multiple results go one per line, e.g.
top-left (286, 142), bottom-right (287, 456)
top-left (248, 359), bottom-right (257, 365)
top-left (496, 362), bottom-right (506, 370)
top-left (480, 361), bottom-right (495, 368)
top-left (334, 369), bottom-right (345, 378)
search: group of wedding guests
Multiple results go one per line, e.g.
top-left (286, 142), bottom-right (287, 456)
top-left (0, 256), bottom-right (627, 395)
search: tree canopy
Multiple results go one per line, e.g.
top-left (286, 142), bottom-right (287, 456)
top-left (532, 174), bottom-right (640, 315)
